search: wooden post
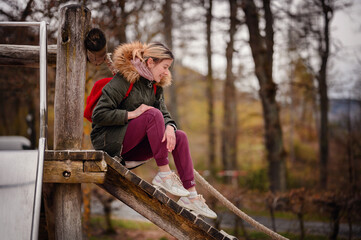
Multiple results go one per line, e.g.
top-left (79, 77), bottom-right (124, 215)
top-left (44, 4), bottom-right (90, 240)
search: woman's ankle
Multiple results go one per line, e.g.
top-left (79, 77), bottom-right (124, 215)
top-left (158, 164), bottom-right (171, 172)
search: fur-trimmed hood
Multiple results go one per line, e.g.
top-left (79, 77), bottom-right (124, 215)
top-left (112, 42), bottom-right (172, 88)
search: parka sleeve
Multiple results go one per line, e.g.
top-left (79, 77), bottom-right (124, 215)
top-left (92, 77), bottom-right (128, 126)
top-left (156, 87), bottom-right (177, 129)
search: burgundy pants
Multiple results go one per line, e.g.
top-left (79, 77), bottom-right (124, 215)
top-left (121, 108), bottom-right (195, 189)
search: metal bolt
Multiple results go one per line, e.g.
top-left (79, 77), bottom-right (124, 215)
top-left (63, 171), bottom-right (71, 178)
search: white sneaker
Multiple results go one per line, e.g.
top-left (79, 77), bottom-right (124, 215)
top-left (152, 172), bottom-right (190, 197)
top-left (177, 195), bottom-right (217, 219)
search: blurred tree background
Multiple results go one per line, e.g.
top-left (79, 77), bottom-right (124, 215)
top-left (1, 0), bottom-right (361, 239)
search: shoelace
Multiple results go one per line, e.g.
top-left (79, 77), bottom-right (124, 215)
top-left (190, 194), bottom-right (206, 205)
top-left (197, 194), bottom-right (206, 204)
top-left (169, 172), bottom-right (183, 186)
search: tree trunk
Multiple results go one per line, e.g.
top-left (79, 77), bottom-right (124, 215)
top-left (330, 206), bottom-right (340, 240)
top-left (297, 212), bottom-right (305, 240)
top-left (346, 99), bottom-right (355, 191)
top-left (241, 0), bottom-right (286, 192)
top-left (222, 0), bottom-right (238, 183)
top-left (118, 0), bottom-right (127, 43)
top-left (163, 0), bottom-right (179, 124)
top-left (205, 0), bottom-right (216, 175)
top-left (269, 204), bottom-right (277, 232)
top-left (318, 0), bottom-right (332, 189)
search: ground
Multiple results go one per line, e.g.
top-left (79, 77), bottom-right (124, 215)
top-left (90, 228), bottom-right (176, 240)
top-left (88, 216), bottom-right (176, 240)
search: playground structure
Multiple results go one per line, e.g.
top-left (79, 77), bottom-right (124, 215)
top-left (0, 4), bottom-right (289, 240)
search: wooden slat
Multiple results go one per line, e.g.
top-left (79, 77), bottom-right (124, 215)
top-left (45, 150), bottom-right (104, 161)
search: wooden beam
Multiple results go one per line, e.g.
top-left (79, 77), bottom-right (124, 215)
top-left (43, 150), bottom-right (107, 183)
top-left (43, 161), bottom-right (106, 183)
top-left (0, 44), bottom-right (57, 67)
top-left (99, 154), bottom-right (231, 240)
top-left (44, 150), bottom-right (105, 161)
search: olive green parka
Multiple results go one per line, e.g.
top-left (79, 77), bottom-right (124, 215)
top-left (90, 42), bottom-right (176, 156)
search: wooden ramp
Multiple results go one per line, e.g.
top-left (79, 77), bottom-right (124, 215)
top-left (44, 150), bottom-right (237, 240)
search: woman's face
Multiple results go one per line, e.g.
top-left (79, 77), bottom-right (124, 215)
top-left (147, 58), bottom-right (173, 83)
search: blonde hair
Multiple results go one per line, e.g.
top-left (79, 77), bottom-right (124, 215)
top-left (132, 42), bottom-right (174, 64)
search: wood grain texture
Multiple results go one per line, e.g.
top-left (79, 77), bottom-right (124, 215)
top-left (0, 44), bottom-right (57, 67)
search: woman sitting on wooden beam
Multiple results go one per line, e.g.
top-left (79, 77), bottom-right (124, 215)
top-left (88, 41), bottom-right (217, 219)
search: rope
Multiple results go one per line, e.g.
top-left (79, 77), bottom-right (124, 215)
top-left (194, 170), bottom-right (289, 240)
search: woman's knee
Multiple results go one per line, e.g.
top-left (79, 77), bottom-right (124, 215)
top-left (175, 130), bottom-right (188, 143)
top-left (145, 108), bottom-right (163, 122)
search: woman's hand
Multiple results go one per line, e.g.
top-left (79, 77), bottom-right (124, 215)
top-left (128, 104), bottom-right (153, 120)
top-left (162, 125), bottom-right (176, 152)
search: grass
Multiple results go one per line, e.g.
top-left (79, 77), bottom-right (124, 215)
top-left (241, 207), bottom-right (329, 222)
top-left (247, 231), bottom-right (330, 240)
top-left (90, 215), bottom-right (155, 231)
top-left (89, 236), bottom-right (114, 240)
top-left (88, 215), bottom-right (175, 240)
top-left (225, 228), bottom-right (349, 240)
top-left (89, 215), bottom-right (353, 240)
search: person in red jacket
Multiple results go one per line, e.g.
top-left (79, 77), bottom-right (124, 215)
top-left (90, 41), bottom-right (216, 219)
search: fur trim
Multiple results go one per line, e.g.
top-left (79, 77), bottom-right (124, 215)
top-left (112, 42), bottom-right (172, 87)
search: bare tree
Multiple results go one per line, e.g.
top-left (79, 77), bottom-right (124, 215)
top-left (289, 0), bottom-right (351, 189)
top-left (222, 0), bottom-right (238, 183)
top-left (89, 0), bottom-right (146, 49)
top-left (240, 0), bottom-right (287, 192)
top-left (204, 0), bottom-right (216, 175)
top-left (0, 0), bottom-right (34, 21)
top-left (317, 0), bottom-right (333, 189)
top-left (162, 0), bottom-right (180, 124)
